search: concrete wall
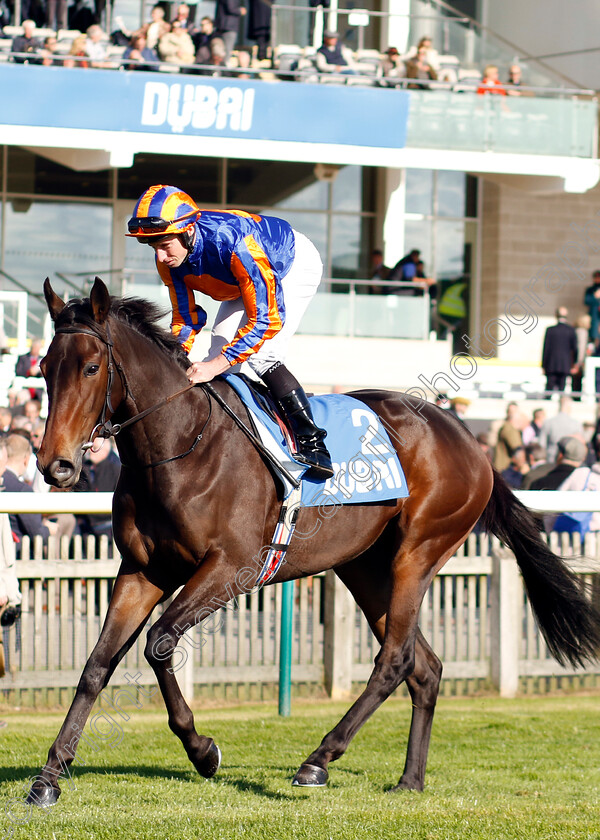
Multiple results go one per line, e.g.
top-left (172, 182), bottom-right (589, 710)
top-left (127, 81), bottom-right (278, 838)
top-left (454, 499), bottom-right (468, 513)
top-left (478, 177), bottom-right (600, 364)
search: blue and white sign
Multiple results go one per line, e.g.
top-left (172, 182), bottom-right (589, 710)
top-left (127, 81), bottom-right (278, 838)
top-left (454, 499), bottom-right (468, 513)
top-left (2, 64), bottom-right (410, 148)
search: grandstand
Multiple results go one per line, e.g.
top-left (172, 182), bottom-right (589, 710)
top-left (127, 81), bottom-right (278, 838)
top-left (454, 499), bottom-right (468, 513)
top-left (0, 0), bottom-right (599, 408)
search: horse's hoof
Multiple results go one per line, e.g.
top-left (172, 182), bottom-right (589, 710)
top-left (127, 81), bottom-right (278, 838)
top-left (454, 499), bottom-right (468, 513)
top-left (292, 763), bottom-right (328, 787)
top-left (198, 742), bottom-right (221, 779)
top-left (387, 779), bottom-right (423, 793)
top-left (26, 782), bottom-right (61, 808)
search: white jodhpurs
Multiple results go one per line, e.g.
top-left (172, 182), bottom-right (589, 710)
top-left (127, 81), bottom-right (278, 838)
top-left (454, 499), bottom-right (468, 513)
top-left (204, 230), bottom-right (323, 376)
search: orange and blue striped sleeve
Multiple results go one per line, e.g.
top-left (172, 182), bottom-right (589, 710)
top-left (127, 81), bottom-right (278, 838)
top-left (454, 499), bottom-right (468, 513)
top-left (221, 234), bottom-right (286, 365)
top-left (157, 261), bottom-right (207, 356)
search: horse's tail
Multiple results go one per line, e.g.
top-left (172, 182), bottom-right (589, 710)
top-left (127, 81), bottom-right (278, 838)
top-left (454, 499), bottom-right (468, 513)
top-left (481, 468), bottom-right (600, 668)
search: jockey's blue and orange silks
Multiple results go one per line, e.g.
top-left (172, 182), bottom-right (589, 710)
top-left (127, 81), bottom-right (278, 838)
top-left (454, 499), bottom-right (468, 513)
top-left (156, 210), bottom-right (296, 364)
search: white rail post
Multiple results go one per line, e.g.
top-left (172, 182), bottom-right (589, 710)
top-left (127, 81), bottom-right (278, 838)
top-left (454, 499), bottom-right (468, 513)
top-left (490, 545), bottom-right (521, 698)
top-left (323, 570), bottom-right (354, 699)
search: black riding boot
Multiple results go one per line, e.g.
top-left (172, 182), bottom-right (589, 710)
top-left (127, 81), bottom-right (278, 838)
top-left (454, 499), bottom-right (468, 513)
top-left (261, 362), bottom-right (334, 480)
top-left (277, 389), bottom-right (334, 480)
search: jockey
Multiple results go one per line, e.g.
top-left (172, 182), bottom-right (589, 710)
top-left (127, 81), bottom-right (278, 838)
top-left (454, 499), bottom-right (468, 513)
top-left (127, 184), bottom-right (334, 480)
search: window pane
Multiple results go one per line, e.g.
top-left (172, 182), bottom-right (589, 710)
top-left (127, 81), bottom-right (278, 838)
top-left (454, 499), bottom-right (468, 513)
top-left (7, 148), bottom-right (110, 198)
top-left (118, 154), bottom-right (221, 203)
top-left (4, 201), bottom-right (112, 325)
top-left (227, 160), bottom-right (327, 209)
top-left (331, 215), bottom-right (368, 279)
top-left (434, 219), bottom-right (465, 280)
top-left (405, 169), bottom-right (433, 215)
top-left (404, 219), bottom-right (432, 270)
top-left (331, 165), bottom-right (376, 213)
top-left (436, 170), bottom-right (466, 217)
top-left (267, 210), bottom-right (328, 268)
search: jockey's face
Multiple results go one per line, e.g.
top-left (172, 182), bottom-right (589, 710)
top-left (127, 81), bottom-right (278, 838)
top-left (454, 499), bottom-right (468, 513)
top-left (148, 234), bottom-right (189, 267)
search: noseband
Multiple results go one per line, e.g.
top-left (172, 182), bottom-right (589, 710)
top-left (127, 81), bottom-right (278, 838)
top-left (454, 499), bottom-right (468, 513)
top-left (53, 322), bottom-right (199, 461)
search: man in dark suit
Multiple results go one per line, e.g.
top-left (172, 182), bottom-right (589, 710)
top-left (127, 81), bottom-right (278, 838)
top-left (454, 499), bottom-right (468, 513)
top-left (541, 307), bottom-right (577, 395)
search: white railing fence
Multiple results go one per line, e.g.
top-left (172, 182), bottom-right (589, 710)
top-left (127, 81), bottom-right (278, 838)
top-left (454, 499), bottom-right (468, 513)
top-left (1, 493), bottom-right (599, 705)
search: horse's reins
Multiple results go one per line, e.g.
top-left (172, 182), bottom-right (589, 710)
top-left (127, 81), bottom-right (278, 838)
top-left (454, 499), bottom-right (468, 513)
top-left (54, 323), bottom-right (301, 486)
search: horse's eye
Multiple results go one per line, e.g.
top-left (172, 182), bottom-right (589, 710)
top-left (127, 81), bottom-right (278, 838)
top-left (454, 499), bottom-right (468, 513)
top-left (84, 364), bottom-right (100, 377)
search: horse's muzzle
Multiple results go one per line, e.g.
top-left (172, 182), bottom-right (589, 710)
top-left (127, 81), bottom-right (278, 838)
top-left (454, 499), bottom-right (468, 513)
top-left (43, 458), bottom-right (80, 489)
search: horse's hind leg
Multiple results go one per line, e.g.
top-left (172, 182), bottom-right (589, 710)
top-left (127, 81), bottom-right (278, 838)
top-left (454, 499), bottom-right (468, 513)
top-left (299, 557), bottom-right (441, 792)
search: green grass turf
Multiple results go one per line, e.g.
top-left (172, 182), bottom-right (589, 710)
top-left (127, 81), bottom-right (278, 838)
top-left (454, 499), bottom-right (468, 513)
top-left (0, 695), bottom-right (599, 840)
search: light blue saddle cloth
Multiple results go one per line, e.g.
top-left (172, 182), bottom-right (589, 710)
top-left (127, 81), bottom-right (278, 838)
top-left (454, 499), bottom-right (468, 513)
top-left (223, 374), bottom-right (409, 507)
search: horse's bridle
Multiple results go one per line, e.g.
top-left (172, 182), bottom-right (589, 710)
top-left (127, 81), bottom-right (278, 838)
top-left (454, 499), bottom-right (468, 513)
top-left (53, 322), bottom-right (202, 464)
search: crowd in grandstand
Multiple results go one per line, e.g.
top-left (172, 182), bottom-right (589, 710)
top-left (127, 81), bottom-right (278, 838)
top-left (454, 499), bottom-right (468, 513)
top-left (2, 8), bottom-right (533, 89)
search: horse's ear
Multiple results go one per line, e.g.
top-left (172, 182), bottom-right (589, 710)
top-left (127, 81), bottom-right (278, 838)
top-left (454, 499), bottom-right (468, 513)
top-left (43, 278), bottom-right (66, 322)
top-left (89, 277), bottom-right (111, 325)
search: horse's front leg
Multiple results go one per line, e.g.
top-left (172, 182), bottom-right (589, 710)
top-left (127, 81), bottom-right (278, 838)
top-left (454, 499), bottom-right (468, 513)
top-left (27, 571), bottom-right (164, 807)
top-left (143, 556), bottom-right (239, 779)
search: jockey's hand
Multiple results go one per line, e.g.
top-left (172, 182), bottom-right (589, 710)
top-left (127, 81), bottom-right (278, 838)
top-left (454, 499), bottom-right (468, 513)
top-left (187, 355), bottom-right (230, 384)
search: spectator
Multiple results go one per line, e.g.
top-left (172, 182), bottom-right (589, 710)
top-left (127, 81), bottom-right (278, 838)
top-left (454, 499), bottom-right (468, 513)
top-left (40, 35), bottom-right (62, 66)
top-left (214, 0), bottom-right (246, 64)
top-left (193, 16), bottom-right (217, 63)
top-left (381, 47), bottom-right (404, 85)
top-left (85, 24), bottom-right (111, 68)
top-left (477, 64), bottom-right (506, 95)
top-left (401, 36), bottom-right (440, 72)
top-left (530, 435), bottom-right (587, 491)
top-left (14, 338), bottom-right (44, 400)
top-left (158, 20), bottom-right (195, 67)
top-left (365, 249), bottom-right (390, 294)
top-left (0, 408), bottom-right (12, 433)
top-left (195, 36), bottom-right (228, 75)
top-left (11, 19), bottom-right (41, 64)
top-left (172, 2), bottom-right (194, 30)
top-left (2, 434), bottom-right (57, 550)
top-left (136, 4), bottom-right (171, 52)
top-left (46, 0), bottom-right (69, 32)
top-left (476, 432), bottom-right (492, 462)
top-left (122, 34), bottom-right (158, 71)
top-left (448, 396), bottom-right (470, 423)
top-left (572, 313), bottom-right (592, 398)
top-left (583, 269), bottom-right (600, 344)
top-left (77, 443), bottom-right (121, 542)
top-left (248, 0), bottom-right (272, 62)
top-left (522, 407), bottom-right (546, 446)
top-left (521, 443), bottom-right (551, 489)
top-left (64, 34), bottom-right (90, 68)
top-left (405, 44), bottom-right (437, 90)
top-left (538, 395), bottom-right (584, 462)
top-left (68, 0), bottom-right (96, 33)
top-left (550, 434), bottom-right (600, 532)
top-left (541, 306), bottom-right (577, 396)
top-left (501, 446), bottom-right (528, 489)
top-left (493, 402), bottom-right (524, 472)
top-left (315, 30), bottom-right (357, 76)
top-left (388, 249), bottom-right (420, 289)
top-left (506, 63), bottom-right (524, 95)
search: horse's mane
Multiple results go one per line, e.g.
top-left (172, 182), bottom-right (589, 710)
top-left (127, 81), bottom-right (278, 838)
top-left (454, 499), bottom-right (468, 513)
top-left (54, 295), bottom-right (190, 370)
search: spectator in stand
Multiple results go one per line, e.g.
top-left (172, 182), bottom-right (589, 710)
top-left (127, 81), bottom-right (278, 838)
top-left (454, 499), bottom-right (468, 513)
top-left (0, 408), bottom-right (12, 433)
top-left (68, 0), bottom-right (96, 33)
top-left (172, 2), bottom-right (194, 30)
top-left (522, 407), bottom-right (546, 446)
top-left (158, 20), bottom-right (195, 67)
top-left (448, 396), bottom-right (470, 423)
top-left (122, 33), bottom-right (158, 71)
top-left (315, 30), bottom-right (357, 76)
top-left (77, 442), bottom-right (121, 542)
top-left (193, 16), bottom-right (217, 63)
top-left (23, 399), bottom-right (42, 424)
top-left (477, 64), bottom-right (506, 95)
top-left (137, 4), bottom-right (171, 52)
top-left (541, 306), bottom-right (578, 396)
top-left (583, 269), bottom-right (600, 344)
top-left (40, 35), bottom-right (62, 66)
top-left (85, 24), bottom-right (112, 68)
top-left (405, 44), bottom-right (437, 90)
top-left (538, 395), bottom-right (584, 462)
top-left (46, 0), bottom-right (69, 33)
top-left (195, 36), bottom-right (228, 75)
top-left (401, 35), bottom-right (440, 72)
top-left (501, 446), bottom-right (528, 489)
top-left (15, 338), bottom-right (44, 399)
top-left (550, 434), bottom-right (600, 532)
top-left (381, 47), bottom-right (404, 85)
top-left (521, 443), bottom-right (550, 489)
top-left (493, 402), bottom-right (525, 472)
top-left (2, 434), bottom-right (57, 551)
top-left (572, 313), bottom-right (592, 398)
top-left (506, 63), bottom-right (525, 95)
top-left (529, 435), bottom-right (587, 491)
top-left (365, 248), bottom-right (390, 294)
top-left (476, 432), bottom-right (493, 462)
top-left (64, 34), bottom-right (90, 67)
top-left (248, 0), bottom-right (272, 62)
top-left (214, 0), bottom-right (245, 64)
top-left (388, 249), bottom-right (420, 294)
top-left (11, 19), bottom-right (41, 64)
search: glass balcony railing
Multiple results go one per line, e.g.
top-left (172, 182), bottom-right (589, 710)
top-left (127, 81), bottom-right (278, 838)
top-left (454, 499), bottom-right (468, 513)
top-left (406, 90), bottom-right (598, 158)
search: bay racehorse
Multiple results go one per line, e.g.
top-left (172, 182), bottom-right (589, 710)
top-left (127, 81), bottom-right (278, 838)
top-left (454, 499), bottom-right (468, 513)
top-left (29, 277), bottom-right (600, 806)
